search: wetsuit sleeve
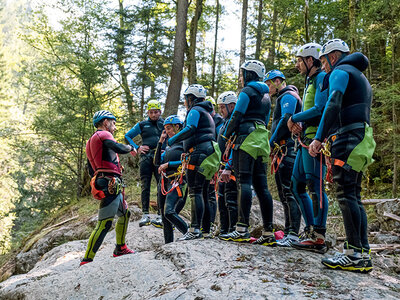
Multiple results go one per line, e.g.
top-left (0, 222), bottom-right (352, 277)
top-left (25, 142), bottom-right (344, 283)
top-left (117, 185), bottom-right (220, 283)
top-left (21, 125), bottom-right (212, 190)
top-left (153, 142), bottom-right (163, 167)
top-left (269, 94), bottom-right (297, 145)
top-left (168, 109), bottom-right (200, 146)
top-left (168, 160), bottom-right (182, 168)
top-left (291, 86), bottom-right (328, 123)
top-left (103, 139), bottom-right (134, 154)
top-left (223, 91), bottom-right (250, 138)
top-left (124, 123), bottom-right (141, 149)
top-left (314, 69), bottom-right (349, 141)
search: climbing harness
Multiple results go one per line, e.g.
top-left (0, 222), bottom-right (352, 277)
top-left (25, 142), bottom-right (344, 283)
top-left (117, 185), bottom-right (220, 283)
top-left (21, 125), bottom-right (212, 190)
top-left (270, 141), bottom-right (287, 174)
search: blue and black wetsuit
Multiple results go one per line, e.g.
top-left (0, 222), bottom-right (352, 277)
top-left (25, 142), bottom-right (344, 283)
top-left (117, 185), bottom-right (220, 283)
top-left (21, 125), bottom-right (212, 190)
top-left (154, 140), bottom-right (188, 243)
top-left (223, 81), bottom-right (273, 232)
top-left (315, 52), bottom-right (374, 252)
top-left (125, 117), bottom-right (164, 214)
top-left (270, 85), bottom-right (302, 235)
top-left (291, 71), bottom-right (329, 235)
top-left (168, 101), bottom-right (215, 232)
top-left (217, 117), bottom-right (238, 234)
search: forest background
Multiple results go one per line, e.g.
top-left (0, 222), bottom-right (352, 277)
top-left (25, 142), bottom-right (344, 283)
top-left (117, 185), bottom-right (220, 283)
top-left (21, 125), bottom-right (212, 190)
top-left (0, 0), bottom-right (398, 256)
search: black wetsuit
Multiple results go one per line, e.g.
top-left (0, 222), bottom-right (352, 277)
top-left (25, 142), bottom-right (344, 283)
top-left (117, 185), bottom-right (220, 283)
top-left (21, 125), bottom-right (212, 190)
top-left (315, 52), bottom-right (373, 252)
top-left (217, 118), bottom-right (238, 234)
top-left (204, 112), bottom-right (224, 231)
top-left (125, 117), bottom-right (164, 214)
top-left (270, 85), bottom-right (302, 235)
top-left (168, 101), bottom-right (215, 232)
top-left (154, 140), bottom-right (187, 243)
top-left (223, 81), bottom-right (273, 231)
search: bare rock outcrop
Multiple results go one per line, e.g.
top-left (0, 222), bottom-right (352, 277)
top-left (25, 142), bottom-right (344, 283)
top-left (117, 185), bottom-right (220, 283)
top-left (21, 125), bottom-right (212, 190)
top-left (1, 218), bottom-right (400, 300)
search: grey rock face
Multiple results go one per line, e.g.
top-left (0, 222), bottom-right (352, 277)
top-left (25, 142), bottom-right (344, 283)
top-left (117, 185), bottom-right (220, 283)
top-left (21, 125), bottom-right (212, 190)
top-left (2, 219), bottom-right (400, 300)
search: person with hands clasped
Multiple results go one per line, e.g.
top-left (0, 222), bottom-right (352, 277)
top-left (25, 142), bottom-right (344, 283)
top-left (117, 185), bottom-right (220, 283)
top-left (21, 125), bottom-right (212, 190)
top-left (286, 43), bottom-right (330, 253)
top-left (309, 39), bottom-right (376, 273)
top-left (153, 115), bottom-right (188, 243)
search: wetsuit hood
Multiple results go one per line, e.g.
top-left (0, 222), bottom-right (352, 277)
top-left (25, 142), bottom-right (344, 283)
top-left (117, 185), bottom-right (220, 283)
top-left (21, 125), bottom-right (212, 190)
top-left (336, 52), bottom-right (368, 72)
top-left (193, 100), bottom-right (214, 113)
top-left (247, 81), bottom-right (270, 94)
top-left (277, 85), bottom-right (299, 97)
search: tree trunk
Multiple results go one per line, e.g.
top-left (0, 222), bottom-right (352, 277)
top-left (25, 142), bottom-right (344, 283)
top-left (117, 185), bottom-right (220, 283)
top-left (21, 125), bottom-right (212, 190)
top-left (140, 14), bottom-right (151, 117)
top-left (392, 32), bottom-right (398, 198)
top-left (304, 0), bottom-right (310, 43)
top-left (238, 0), bottom-right (248, 90)
top-left (255, 0), bottom-right (263, 60)
top-left (165, 0), bottom-right (189, 116)
top-left (210, 0), bottom-right (220, 98)
top-left (188, 0), bottom-right (204, 85)
top-left (268, 0), bottom-right (277, 67)
top-left (349, 0), bottom-right (357, 51)
top-left (116, 0), bottom-right (134, 120)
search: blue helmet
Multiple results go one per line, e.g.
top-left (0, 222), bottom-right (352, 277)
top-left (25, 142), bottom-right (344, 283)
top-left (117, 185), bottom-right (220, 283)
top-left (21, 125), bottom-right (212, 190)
top-left (164, 115), bottom-right (182, 126)
top-left (263, 69), bottom-right (286, 82)
top-left (93, 110), bottom-right (116, 127)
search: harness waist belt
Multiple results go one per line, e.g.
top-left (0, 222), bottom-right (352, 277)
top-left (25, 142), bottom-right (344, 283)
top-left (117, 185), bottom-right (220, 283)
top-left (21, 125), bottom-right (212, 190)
top-left (337, 122), bottom-right (365, 135)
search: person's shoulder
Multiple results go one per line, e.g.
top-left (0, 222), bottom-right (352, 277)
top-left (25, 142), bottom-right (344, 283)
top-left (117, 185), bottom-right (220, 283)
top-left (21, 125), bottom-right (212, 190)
top-left (96, 130), bottom-right (114, 140)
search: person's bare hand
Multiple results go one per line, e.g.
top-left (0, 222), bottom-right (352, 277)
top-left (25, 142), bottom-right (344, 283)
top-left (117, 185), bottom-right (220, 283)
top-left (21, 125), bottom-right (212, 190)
top-left (309, 140), bottom-right (322, 157)
top-left (159, 130), bottom-right (167, 143)
top-left (158, 163), bottom-right (168, 173)
top-left (221, 169), bottom-right (232, 183)
top-left (138, 145), bottom-right (149, 154)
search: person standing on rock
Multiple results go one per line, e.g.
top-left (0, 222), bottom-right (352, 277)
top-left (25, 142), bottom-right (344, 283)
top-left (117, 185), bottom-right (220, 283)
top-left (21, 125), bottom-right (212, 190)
top-left (264, 69), bottom-right (303, 247)
top-left (81, 110), bottom-right (135, 266)
top-left (219, 60), bottom-right (276, 246)
top-left (308, 39), bottom-right (376, 273)
top-left (154, 115), bottom-right (188, 243)
top-left (285, 43), bottom-right (329, 253)
top-left (215, 91), bottom-right (238, 238)
top-left (167, 84), bottom-right (221, 240)
top-left (202, 96), bottom-right (224, 237)
top-left (125, 100), bottom-right (164, 228)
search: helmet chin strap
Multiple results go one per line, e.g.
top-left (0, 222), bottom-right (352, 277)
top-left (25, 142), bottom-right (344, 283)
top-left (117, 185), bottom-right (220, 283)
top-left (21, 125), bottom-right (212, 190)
top-left (270, 79), bottom-right (283, 96)
top-left (324, 54), bottom-right (334, 71)
top-left (225, 103), bottom-right (231, 116)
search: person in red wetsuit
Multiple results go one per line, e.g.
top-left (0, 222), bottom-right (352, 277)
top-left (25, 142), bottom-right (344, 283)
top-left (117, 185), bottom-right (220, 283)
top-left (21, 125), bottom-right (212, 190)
top-left (80, 110), bottom-right (135, 266)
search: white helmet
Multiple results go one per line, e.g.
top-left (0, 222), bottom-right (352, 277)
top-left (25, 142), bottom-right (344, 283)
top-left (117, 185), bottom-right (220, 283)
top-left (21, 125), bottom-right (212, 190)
top-left (183, 84), bottom-right (207, 99)
top-left (217, 91), bottom-right (237, 105)
top-left (296, 43), bottom-right (322, 60)
top-left (240, 60), bottom-right (265, 79)
top-left (319, 39), bottom-right (350, 58)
